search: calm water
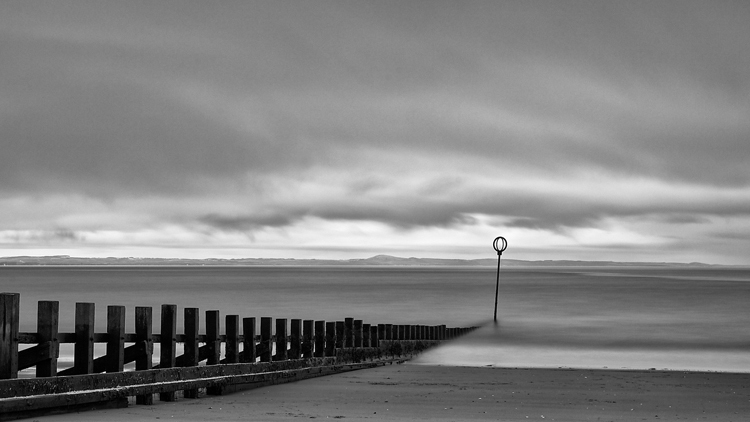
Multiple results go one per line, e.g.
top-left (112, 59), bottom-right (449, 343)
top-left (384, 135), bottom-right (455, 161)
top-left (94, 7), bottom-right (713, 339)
top-left (2, 266), bottom-right (749, 372)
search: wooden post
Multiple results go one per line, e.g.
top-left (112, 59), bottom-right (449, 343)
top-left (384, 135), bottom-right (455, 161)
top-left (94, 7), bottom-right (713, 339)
top-left (135, 306), bottom-right (153, 405)
top-left (335, 321), bottom-right (344, 349)
top-left (362, 323), bottom-right (371, 348)
top-left (183, 308), bottom-right (199, 399)
top-left (385, 324), bottom-right (392, 341)
top-left (35, 301), bottom-right (59, 378)
top-left (275, 318), bottom-right (287, 361)
top-left (324, 321), bottom-right (336, 357)
top-left (0, 293), bottom-right (20, 379)
top-left (206, 310), bottom-right (220, 365)
top-left (344, 318), bottom-right (353, 348)
top-left (225, 315), bottom-right (240, 364)
top-left (370, 325), bottom-right (379, 348)
top-left (159, 304), bottom-right (177, 402)
top-left (377, 324), bottom-right (385, 344)
top-left (353, 320), bottom-right (363, 348)
top-left (260, 317), bottom-right (272, 362)
top-left (290, 319), bottom-right (301, 359)
top-left (73, 303), bottom-right (95, 375)
top-left (302, 320), bottom-right (314, 358)
top-left (242, 317), bottom-right (256, 363)
top-left (314, 320), bottom-right (326, 358)
top-left (398, 325), bottom-right (405, 341)
top-left (106, 305), bottom-right (125, 374)
top-left (205, 310), bottom-right (221, 396)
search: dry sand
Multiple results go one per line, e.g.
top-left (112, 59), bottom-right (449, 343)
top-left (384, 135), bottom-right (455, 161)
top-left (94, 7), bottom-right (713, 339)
top-left (34, 363), bottom-right (749, 421)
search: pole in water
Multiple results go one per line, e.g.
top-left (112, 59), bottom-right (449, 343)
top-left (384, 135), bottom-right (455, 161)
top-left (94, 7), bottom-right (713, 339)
top-left (492, 236), bottom-right (508, 323)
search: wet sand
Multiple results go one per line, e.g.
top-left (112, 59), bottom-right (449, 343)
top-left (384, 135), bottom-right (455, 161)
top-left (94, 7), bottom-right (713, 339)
top-left (35, 363), bottom-right (750, 421)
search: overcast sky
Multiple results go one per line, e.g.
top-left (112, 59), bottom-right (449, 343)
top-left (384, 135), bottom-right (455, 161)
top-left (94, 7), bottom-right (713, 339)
top-left (1, 1), bottom-right (749, 264)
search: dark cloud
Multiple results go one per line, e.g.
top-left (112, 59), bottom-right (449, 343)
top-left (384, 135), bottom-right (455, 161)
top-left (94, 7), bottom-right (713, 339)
top-left (1, 1), bottom-right (749, 263)
top-left (199, 213), bottom-right (294, 232)
top-left (6, 229), bottom-right (85, 243)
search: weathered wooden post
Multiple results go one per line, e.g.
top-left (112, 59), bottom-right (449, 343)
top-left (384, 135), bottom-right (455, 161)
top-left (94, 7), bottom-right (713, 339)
top-left (106, 305), bottom-right (125, 374)
top-left (290, 319), bottom-right (301, 359)
top-left (36, 301), bottom-right (59, 377)
top-left (206, 310), bottom-right (221, 396)
top-left (397, 325), bottom-right (405, 341)
top-left (74, 302), bottom-right (95, 375)
top-left (377, 324), bottom-right (385, 344)
top-left (385, 324), bottom-right (393, 341)
top-left (362, 323), bottom-right (370, 348)
top-left (183, 308), bottom-right (200, 399)
top-left (206, 310), bottom-right (220, 365)
top-left (344, 318), bottom-right (353, 348)
top-left (302, 320), bottom-right (314, 358)
top-left (370, 325), bottom-right (379, 348)
top-left (335, 321), bottom-right (344, 350)
top-left (135, 306), bottom-right (153, 405)
top-left (353, 320), bottom-right (363, 348)
top-left (324, 321), bottom-right (336, 357)
top-left (242, 317), bottom-right (256, 363)
top-left (160, 304), bottom-right (177, 402)
top-left (225, 315), bottom-right (240, 364)
top-left (314, 320), bottom-right (326, 358)
top-left (275, 318), bottom-right (287, 361)
top-left (260, 317), bottom-right (272, 362)
top-left (0, 293), bottom-right (20, 379)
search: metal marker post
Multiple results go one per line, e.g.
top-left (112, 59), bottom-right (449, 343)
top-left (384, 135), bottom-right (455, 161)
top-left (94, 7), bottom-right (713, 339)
top-left (492, 236), bottom-right (508, 323)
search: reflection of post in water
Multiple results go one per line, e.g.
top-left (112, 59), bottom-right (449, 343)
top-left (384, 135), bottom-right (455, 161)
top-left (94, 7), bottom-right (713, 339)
top-left (492, 236), bottom-right (507, 324)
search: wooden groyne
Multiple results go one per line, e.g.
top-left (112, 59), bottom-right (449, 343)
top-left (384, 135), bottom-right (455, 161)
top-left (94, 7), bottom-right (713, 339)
top-left (0, 292), bottom-right (475, 420)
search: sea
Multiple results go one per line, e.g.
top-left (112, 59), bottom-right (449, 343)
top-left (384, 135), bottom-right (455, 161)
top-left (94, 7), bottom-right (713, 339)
top-left (2, 265), bottom-right (748, 373)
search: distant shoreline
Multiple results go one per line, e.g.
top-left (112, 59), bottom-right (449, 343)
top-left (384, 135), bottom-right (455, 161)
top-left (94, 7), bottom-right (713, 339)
top-left (0, 254), bottom-right (728, 267)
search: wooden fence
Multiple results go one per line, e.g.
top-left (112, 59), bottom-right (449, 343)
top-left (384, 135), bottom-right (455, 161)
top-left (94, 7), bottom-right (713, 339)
top-left (0, 292), bottom-right (475, 420)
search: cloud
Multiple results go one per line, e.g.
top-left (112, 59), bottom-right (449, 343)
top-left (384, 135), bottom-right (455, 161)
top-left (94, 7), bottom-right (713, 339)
top-left (1, 1), bottom-right (749, 264)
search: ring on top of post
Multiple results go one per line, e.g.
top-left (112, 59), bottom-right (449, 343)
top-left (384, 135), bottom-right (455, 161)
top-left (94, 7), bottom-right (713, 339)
top-left (493, 236), bottom-right (507, 256)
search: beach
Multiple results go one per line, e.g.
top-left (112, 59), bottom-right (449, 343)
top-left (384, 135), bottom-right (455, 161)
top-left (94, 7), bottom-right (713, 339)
top-left (5, 266), bottom-right (749, 420)
top-left (35, 363), bottom-right (750, 421)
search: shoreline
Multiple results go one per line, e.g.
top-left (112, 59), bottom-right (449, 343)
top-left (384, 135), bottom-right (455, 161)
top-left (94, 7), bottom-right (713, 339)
top-left (35, 363), bottom-right (750, 421)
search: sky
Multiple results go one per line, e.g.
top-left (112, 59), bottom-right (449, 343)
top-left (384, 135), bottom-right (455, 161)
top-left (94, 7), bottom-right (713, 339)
top-left (1, 1), bottom-right (749, 265)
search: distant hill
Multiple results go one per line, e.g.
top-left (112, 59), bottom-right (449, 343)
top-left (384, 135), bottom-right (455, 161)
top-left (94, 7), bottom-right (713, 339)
top-left (0, 254), bottom-right (716, 267)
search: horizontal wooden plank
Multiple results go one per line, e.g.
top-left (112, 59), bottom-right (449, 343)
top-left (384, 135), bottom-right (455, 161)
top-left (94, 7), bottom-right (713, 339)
top-left (0, 360), bottom-right (387, 418)
top-left (19, 333), bottom-right (262, 344)
top-left (0, 354), bottom-right (374, 398)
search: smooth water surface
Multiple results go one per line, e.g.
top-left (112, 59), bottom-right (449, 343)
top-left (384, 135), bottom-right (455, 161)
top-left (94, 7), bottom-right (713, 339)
top-left (2, 266), bottom-right (748, 372)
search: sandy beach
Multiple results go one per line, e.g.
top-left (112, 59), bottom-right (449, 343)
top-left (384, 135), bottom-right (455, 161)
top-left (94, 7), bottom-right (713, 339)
top-left (33, 362), bottom-right (749, 421)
